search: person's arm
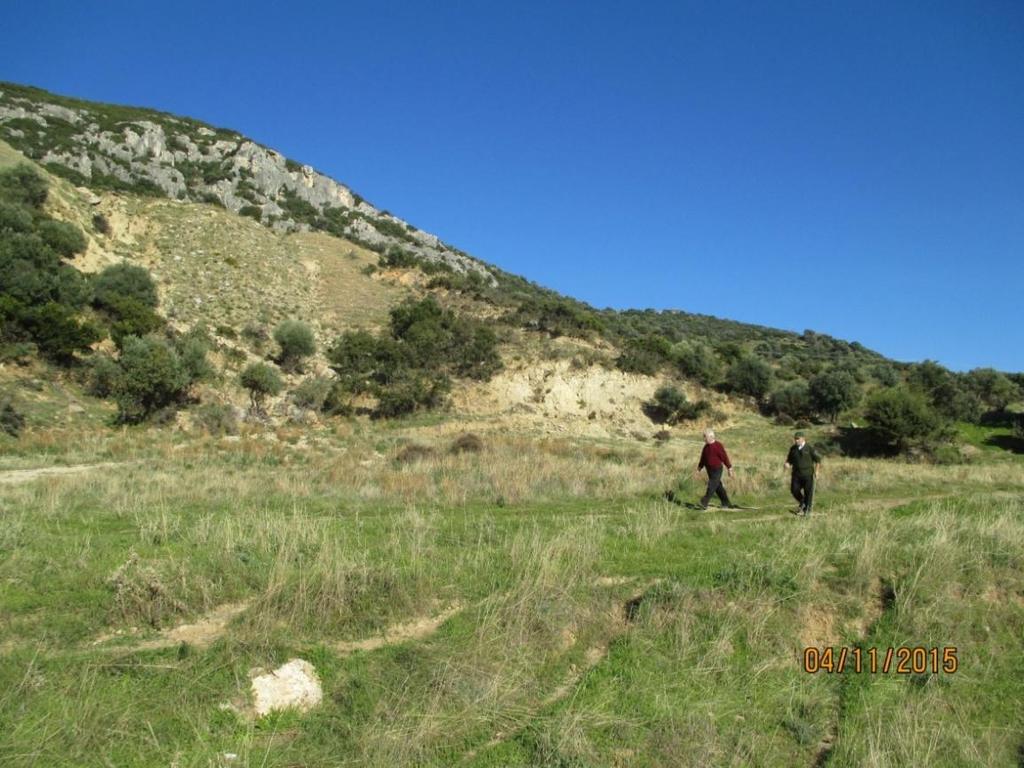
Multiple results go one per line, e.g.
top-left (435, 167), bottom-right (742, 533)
top-left (721, 444), bottom-right (733, 476)
top-left (697, 445), bottom-right (706, 472)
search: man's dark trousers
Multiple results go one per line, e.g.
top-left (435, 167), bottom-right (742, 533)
top-left (791, 473), bottom-right (814, 511)
top-left (701, 467), bottom-right (732, 508)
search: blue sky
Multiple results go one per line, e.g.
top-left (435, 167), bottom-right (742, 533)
top-left (3, 1), bottom-right (1022, 371)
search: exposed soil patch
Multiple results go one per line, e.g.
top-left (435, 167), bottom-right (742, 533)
top-left (332, 604), bottom-right (462, 656)
top-left (798, 605), bottom-right (841, 649)
top-left (92, 601), bottom-right (250, 652)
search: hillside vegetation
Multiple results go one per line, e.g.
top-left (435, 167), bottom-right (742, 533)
top-left (1, 82), bottom-right (1023, 768)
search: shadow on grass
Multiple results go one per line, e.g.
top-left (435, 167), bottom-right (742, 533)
top-left (985, 435), bottom-right (1024, 454)
top-left (822, 426), bottom-right (899, 459)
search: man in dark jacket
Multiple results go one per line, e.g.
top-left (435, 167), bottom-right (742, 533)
top-left (697, 429), bottom-right (735, 509)
top-left (785, 431), bottom-right (820, 516)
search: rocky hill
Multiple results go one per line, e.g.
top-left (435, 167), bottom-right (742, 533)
top-left (0, 82), bottom-right (491, 280)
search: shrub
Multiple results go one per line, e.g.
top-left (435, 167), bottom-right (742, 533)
top-left (193, 403), bottom-right (239, 436)
top-left (87, 354), bottom-right (122, 397)
top-left (101, 293), bottom-right (164, 347)
top-left (291, 376), bottom-right (333, 411)
top-left (20, 302), bottom-right (102, 363)
top-left (450, 433), bottom-right (484, 454)
top-left (870, 364), bottom-right (900, 387)
top-left (616, 335), bottom-right (673, 375)
top-left (374, 370), bottom-right (450, 418)
top-left (379, 246), bottom-right (418, 269)
top-left (114, 335), bottom-right (189, 423)
top-left (395, 444), bottom-right (435, 464)
top-left (241, 322), bottom-right (269, 351)
top-left (176, 332), bottom-right (213, 385)
top-left (0, 164), bottom-right (48, 208)
top-left (92, 213), bottom-right (111, 235)
top-left (965, 368), bottom-right (1020, 411)
top-left (93, 263), bottom-right (158, 309)
top-left (451, 325), bottom-right (502, 380)
top-left (674, 343), bottom-right (722, 387)
top-left (239, 362), bottom-right (283, 414)
top-left (865, 388), bottom-right (946, 453)
top-left (322, 381), bottom-right (355, 417)
top-left (643, 385), bottom-right (709, 425)
top-left (37, 220), bottom-right (87, 258)
top-left (0, 397), bottom-right (25, 438)
top-left (273, 320), bottom-right (316, 372)
top-left (725, 356), bottom-right (773, 400)
top-left (0, 201), bottom-right (34, 234)
top-left (808, 369), bottom-right (860, 422)
top-left (769, 381), bottom-right (813, 422)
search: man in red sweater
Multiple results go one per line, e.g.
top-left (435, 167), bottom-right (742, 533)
top-left (697, 429), bottom-right (736, 509)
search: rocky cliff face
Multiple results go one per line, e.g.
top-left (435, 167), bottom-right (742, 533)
top-left (0, 82), bottom-right (492, 280)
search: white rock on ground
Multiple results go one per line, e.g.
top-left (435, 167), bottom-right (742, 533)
top-left (250, 659), bottom-right (322, 717)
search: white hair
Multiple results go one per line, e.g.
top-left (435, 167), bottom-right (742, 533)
top-left (703, 429), bottom-right (715, 439)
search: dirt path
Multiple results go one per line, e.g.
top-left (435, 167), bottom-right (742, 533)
top-left (332, 604), bottom-right (463, 656)
top-left (0, 462), bottom-right (132, 485)
top-left (90, 601), bottom-right (251, 652)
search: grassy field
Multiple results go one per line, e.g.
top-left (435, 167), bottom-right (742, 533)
top-left (1, 416), bottom-right (1022, 767)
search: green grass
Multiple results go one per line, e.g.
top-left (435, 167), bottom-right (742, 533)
top-left (0, 419), bottom-right (1022, 766)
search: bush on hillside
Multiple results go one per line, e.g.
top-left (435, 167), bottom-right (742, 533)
top-left (769, 381), bottom-right (814, 422)
top-left (17, 302), bottom-right (102, 364)
top-left (273, 319), bottom-right (316, 372)
top-left (450, 433), bottom-right (484, 454)
top-left (328, 297), bottom-right (501, 418)
top-left (373, 370), bottom-right (450, 418)
top-left (673, 343), bottom-right (722, 387)
top-left (87, 354), bottom-right (122, 398)
top-left (965, 368), bottom-right (1020, 411)
top-left (92, 263), bottom-right (159, 309)
top-left (616, 334), bottom-right (673, 376)
top-left (643, 385), bottom-right (709, 425)
top-left (725, 356), bottom-right (773, 400)
top-left (92, 213), bottom-right (111, 235)
top-left (0, 201), bottom-right (34, 234)
top-left (113, 336), bottom-right (190, 423)
top-left (0, 397), bottom-right (25, 438)
top-left (291, 376), bottom-right (333, 411)
top-left (0, 164), bottom-right (48, 208)
top-left (239, 362), bottom-right (283, 415)
top-left (37, 220), bottom-right (87, 258)
top-left (101, 293), bottom-right (164, 348)
top-left (193, 403), bottom-right (239, 436)
top-left (865, 387), bottom-right (946, 453)
top-left (809, 369), bottom-right (860, 422)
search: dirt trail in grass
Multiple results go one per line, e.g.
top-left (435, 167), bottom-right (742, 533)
top-left (332, 604), bottom-right (463, 656)
top-left (91, 601), bottom-right (251, 652)
top-left (0, 461), bottom-right (132, 485)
